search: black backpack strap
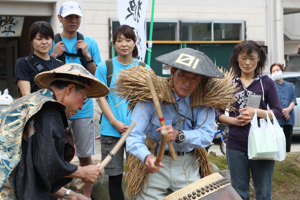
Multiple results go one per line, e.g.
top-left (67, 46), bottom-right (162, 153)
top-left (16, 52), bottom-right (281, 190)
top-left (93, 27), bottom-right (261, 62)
top-left (25, 55), bottom-right (48, 73)
top-left (104, 60), bottom-right (143, 88)
top-left (105, 60), bottom-right (142, 92)
top-left (54, 33), bottom-right (62, 44)
top-left (54, 33), bottom-right (65, 63)
top-left (77, 32), bottom-right (84, 40)
top-left (76, 32), bottom-right (86, 68)
top-left (54, 32), bottom-right (87, 68)
top-left (105, 59), bottom-right (113, 89)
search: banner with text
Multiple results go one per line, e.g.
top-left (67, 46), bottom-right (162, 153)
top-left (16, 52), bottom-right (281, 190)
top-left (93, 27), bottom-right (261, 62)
top-left (0, 16), bottom-right (24, 37)
top-left (118, 0), bottom-right (149, 62)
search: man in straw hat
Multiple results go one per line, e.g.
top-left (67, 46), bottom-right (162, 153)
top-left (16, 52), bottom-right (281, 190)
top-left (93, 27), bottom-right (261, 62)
top-left (50, 2), bottom-right (102, 197)
top-left (125, 48), bottom-right (224, 199)
top-left (0, 63), bottom-right (109, 200)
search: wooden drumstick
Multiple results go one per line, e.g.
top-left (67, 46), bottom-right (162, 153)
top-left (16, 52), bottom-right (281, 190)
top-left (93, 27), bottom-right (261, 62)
top-left (154, 128), bottom-right (168, 166)
top-left (75, 121), bottom-right (136, 190)
top-left (145, 74), bottom-right (177, 161)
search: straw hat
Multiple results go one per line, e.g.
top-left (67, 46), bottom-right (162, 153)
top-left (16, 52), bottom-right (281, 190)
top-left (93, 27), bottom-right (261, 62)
top-left (155, 48), bottom-right (224, 78)
top-left (35, 63), bottom-right (109, 98)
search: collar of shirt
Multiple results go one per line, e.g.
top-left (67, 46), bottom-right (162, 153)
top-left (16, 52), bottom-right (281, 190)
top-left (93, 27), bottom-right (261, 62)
top-left (173, 91), bottom-right (191, 106)
top-left (48, 88), bottom-right (57, 100)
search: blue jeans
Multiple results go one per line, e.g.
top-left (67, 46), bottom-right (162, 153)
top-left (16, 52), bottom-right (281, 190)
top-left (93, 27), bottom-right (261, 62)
top-left (226, 148), bottom-right (275, 200)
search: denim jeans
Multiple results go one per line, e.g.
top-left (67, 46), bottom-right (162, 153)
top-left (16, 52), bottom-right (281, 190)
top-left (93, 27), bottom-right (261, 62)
top-left (226, 148), bottom-right (275, 200)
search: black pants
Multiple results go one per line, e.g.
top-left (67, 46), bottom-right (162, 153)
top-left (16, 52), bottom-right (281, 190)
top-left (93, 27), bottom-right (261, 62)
top-left (281, 125), bottom-right (293, 152)
top-left (109, 174), bottom-right (124, 200)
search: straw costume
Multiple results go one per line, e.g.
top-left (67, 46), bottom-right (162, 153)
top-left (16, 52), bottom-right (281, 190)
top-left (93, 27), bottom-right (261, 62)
top-left (0, 63), bottom-right (108, 200)
top-left (112, 48), bottom-right (237, 199)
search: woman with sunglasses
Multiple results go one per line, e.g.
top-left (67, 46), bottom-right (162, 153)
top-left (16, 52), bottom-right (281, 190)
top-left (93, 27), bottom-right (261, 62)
top-left (15, 21), bottom-right (63, 96)
top-left (216, 40), bottom-right (282, 200)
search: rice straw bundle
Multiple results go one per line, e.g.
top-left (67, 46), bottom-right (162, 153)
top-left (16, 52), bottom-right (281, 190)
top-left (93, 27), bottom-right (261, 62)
top-left (111, 65), bottom-right (237, 112)
top-left (123, 136), bottom-right (214, 198)
top-left (194, 148), bottom-right (214, 177)
top-left (124, 135), bottom-right (158, 198)
top-left (114, 65), bottom-right (236, 198)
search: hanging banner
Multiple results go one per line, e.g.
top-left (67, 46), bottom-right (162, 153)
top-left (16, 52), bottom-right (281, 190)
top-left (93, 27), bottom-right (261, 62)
top-left (0, 16), bottom-right (24, 37)
top-left (118, 0), bottom-right (149, 62)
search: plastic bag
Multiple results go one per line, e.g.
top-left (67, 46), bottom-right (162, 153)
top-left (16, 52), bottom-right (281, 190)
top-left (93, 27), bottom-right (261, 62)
top-left (272, 111), bottom-right (286, 161)
top-left (248, 110), bottom-right (279, 160)
top-left (0, 89), bottom-right (13, 104)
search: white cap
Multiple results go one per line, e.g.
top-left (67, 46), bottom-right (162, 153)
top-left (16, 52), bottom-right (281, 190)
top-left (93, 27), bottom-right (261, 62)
top-left (59, 1), bottom-right (83, 17)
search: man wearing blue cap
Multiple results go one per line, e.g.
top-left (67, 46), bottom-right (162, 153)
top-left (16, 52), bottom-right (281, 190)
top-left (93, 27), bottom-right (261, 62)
top-left (50, 1), bottom-right (102, 198)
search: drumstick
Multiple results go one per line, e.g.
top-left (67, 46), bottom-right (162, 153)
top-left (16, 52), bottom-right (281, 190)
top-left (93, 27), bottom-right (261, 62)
top-left (75, 121), bottom-right (136, 190)
top-left (145, 74), bottom-right (177, 161)
top-left (154, 128), bottom-right (168, 166)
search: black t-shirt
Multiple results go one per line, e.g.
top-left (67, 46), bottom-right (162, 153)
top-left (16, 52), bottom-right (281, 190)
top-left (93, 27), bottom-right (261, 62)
top-left (14, 53), bottom-right (64, 93)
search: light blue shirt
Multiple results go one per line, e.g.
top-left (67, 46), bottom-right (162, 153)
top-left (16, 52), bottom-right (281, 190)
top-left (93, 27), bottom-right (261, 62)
top-left (126, 92), bottom-right (215, 163)
top-left (275, 80), bottom-right (297, 126)
top-left (94, 57), bottom-right (148, 137)
top-left (50, 35), bottom-right (101, 119)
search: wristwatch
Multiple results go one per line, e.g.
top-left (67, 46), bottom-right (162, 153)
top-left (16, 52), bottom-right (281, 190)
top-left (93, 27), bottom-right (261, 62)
top-left (63, 189), bottom-right (71, 199)
top-left (86, 57), bottom-right (94, 64)
top-left (176, 130), bottom-right (185, 143)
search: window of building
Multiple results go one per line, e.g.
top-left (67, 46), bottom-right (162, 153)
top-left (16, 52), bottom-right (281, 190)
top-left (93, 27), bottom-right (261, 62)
top-left (111, 20), bottom-right (120, 40)
top-left (111, 19), bottom-right (244, 41)
top-left (181, 22), bottom-right (211, 41)
top-left (146, 21), bottom-right (178, 40)
top-left (181, 20), bottom-right (245, 41)
top-left (288, 55), bottom-right (300, 72)
top-left (109, 19), bottom-right (245, 75)
top-left (213, 22), bottom-right (243, 41)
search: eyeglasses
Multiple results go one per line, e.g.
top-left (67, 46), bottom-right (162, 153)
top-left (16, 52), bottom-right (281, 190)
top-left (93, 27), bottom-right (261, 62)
top-left (76, 87), bottom-right (89, 105)
top-left (238, 56), bottom-right (259, 62)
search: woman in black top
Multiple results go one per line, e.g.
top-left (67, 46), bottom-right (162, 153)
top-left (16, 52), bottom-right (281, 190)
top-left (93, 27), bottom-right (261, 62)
top-left (15, 21), bottom-right (63, 96)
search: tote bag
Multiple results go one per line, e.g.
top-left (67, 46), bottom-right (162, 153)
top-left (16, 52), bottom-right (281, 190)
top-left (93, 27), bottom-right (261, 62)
top-left (272, 111), bottom-right (286, 161)
top-left (248, 110), bottom-right (279, 160)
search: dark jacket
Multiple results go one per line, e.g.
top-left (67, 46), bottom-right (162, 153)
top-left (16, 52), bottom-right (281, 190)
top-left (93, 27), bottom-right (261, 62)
top-left (216, 75), bottom-right (282, 152)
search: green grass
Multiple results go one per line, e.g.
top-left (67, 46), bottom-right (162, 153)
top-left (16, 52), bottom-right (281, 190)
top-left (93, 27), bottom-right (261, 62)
top-left (208, 152), bottom-right (300, 200)
top-left (208, 153), bottom-right (229, 171)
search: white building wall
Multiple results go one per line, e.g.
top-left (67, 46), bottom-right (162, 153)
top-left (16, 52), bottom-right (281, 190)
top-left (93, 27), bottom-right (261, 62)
top-left (0, 0), bottom-right (268, 61)
top-left (284, 13), bottom-right (300, 40)
top-left (73, 0), bottom-right (266, 60)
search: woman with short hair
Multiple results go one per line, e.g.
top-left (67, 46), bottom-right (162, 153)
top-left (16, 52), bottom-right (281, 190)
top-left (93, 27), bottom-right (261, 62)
top-left (94, 24), bottom-right (149, 200)
top-left (15, 21), bottom-right (63, 96)
top-left (216, 40), bottom-right (282, 200)
top-left (270, 63), bottom-right (297, 152)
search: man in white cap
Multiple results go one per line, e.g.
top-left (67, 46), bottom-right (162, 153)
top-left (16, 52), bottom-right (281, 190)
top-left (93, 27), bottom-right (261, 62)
top-left (0, 63), bottom-right (109, 200)
top-left (50, 1), bottom-right (102, 197)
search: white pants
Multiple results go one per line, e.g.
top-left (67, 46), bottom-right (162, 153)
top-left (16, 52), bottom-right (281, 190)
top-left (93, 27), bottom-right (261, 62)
top-left (136, 152), bottom-right (200, 200)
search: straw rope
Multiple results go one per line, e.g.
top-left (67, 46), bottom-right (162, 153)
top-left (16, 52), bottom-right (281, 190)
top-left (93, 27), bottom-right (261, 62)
top-left (194, 148), bottom-right (214, 178)
top-left (111, 65), bottom-right (237, 113)
top-left (116, 65), bottom-right (235, 198)
top-left (123, 135), bottom-right (214, 198)
top-left (124, 135), bottom-right (158, 198)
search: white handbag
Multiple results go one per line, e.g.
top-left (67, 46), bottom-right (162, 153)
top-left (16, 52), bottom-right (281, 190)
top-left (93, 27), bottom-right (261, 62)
top-left (248, 110), bottom-right (285, 161)
top-left (272, 111), bottom-right (286, 161)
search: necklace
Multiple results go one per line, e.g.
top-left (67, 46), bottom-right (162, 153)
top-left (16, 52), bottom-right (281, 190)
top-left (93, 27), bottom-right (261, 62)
top-left (173, 103), bottom-right (194, 130)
